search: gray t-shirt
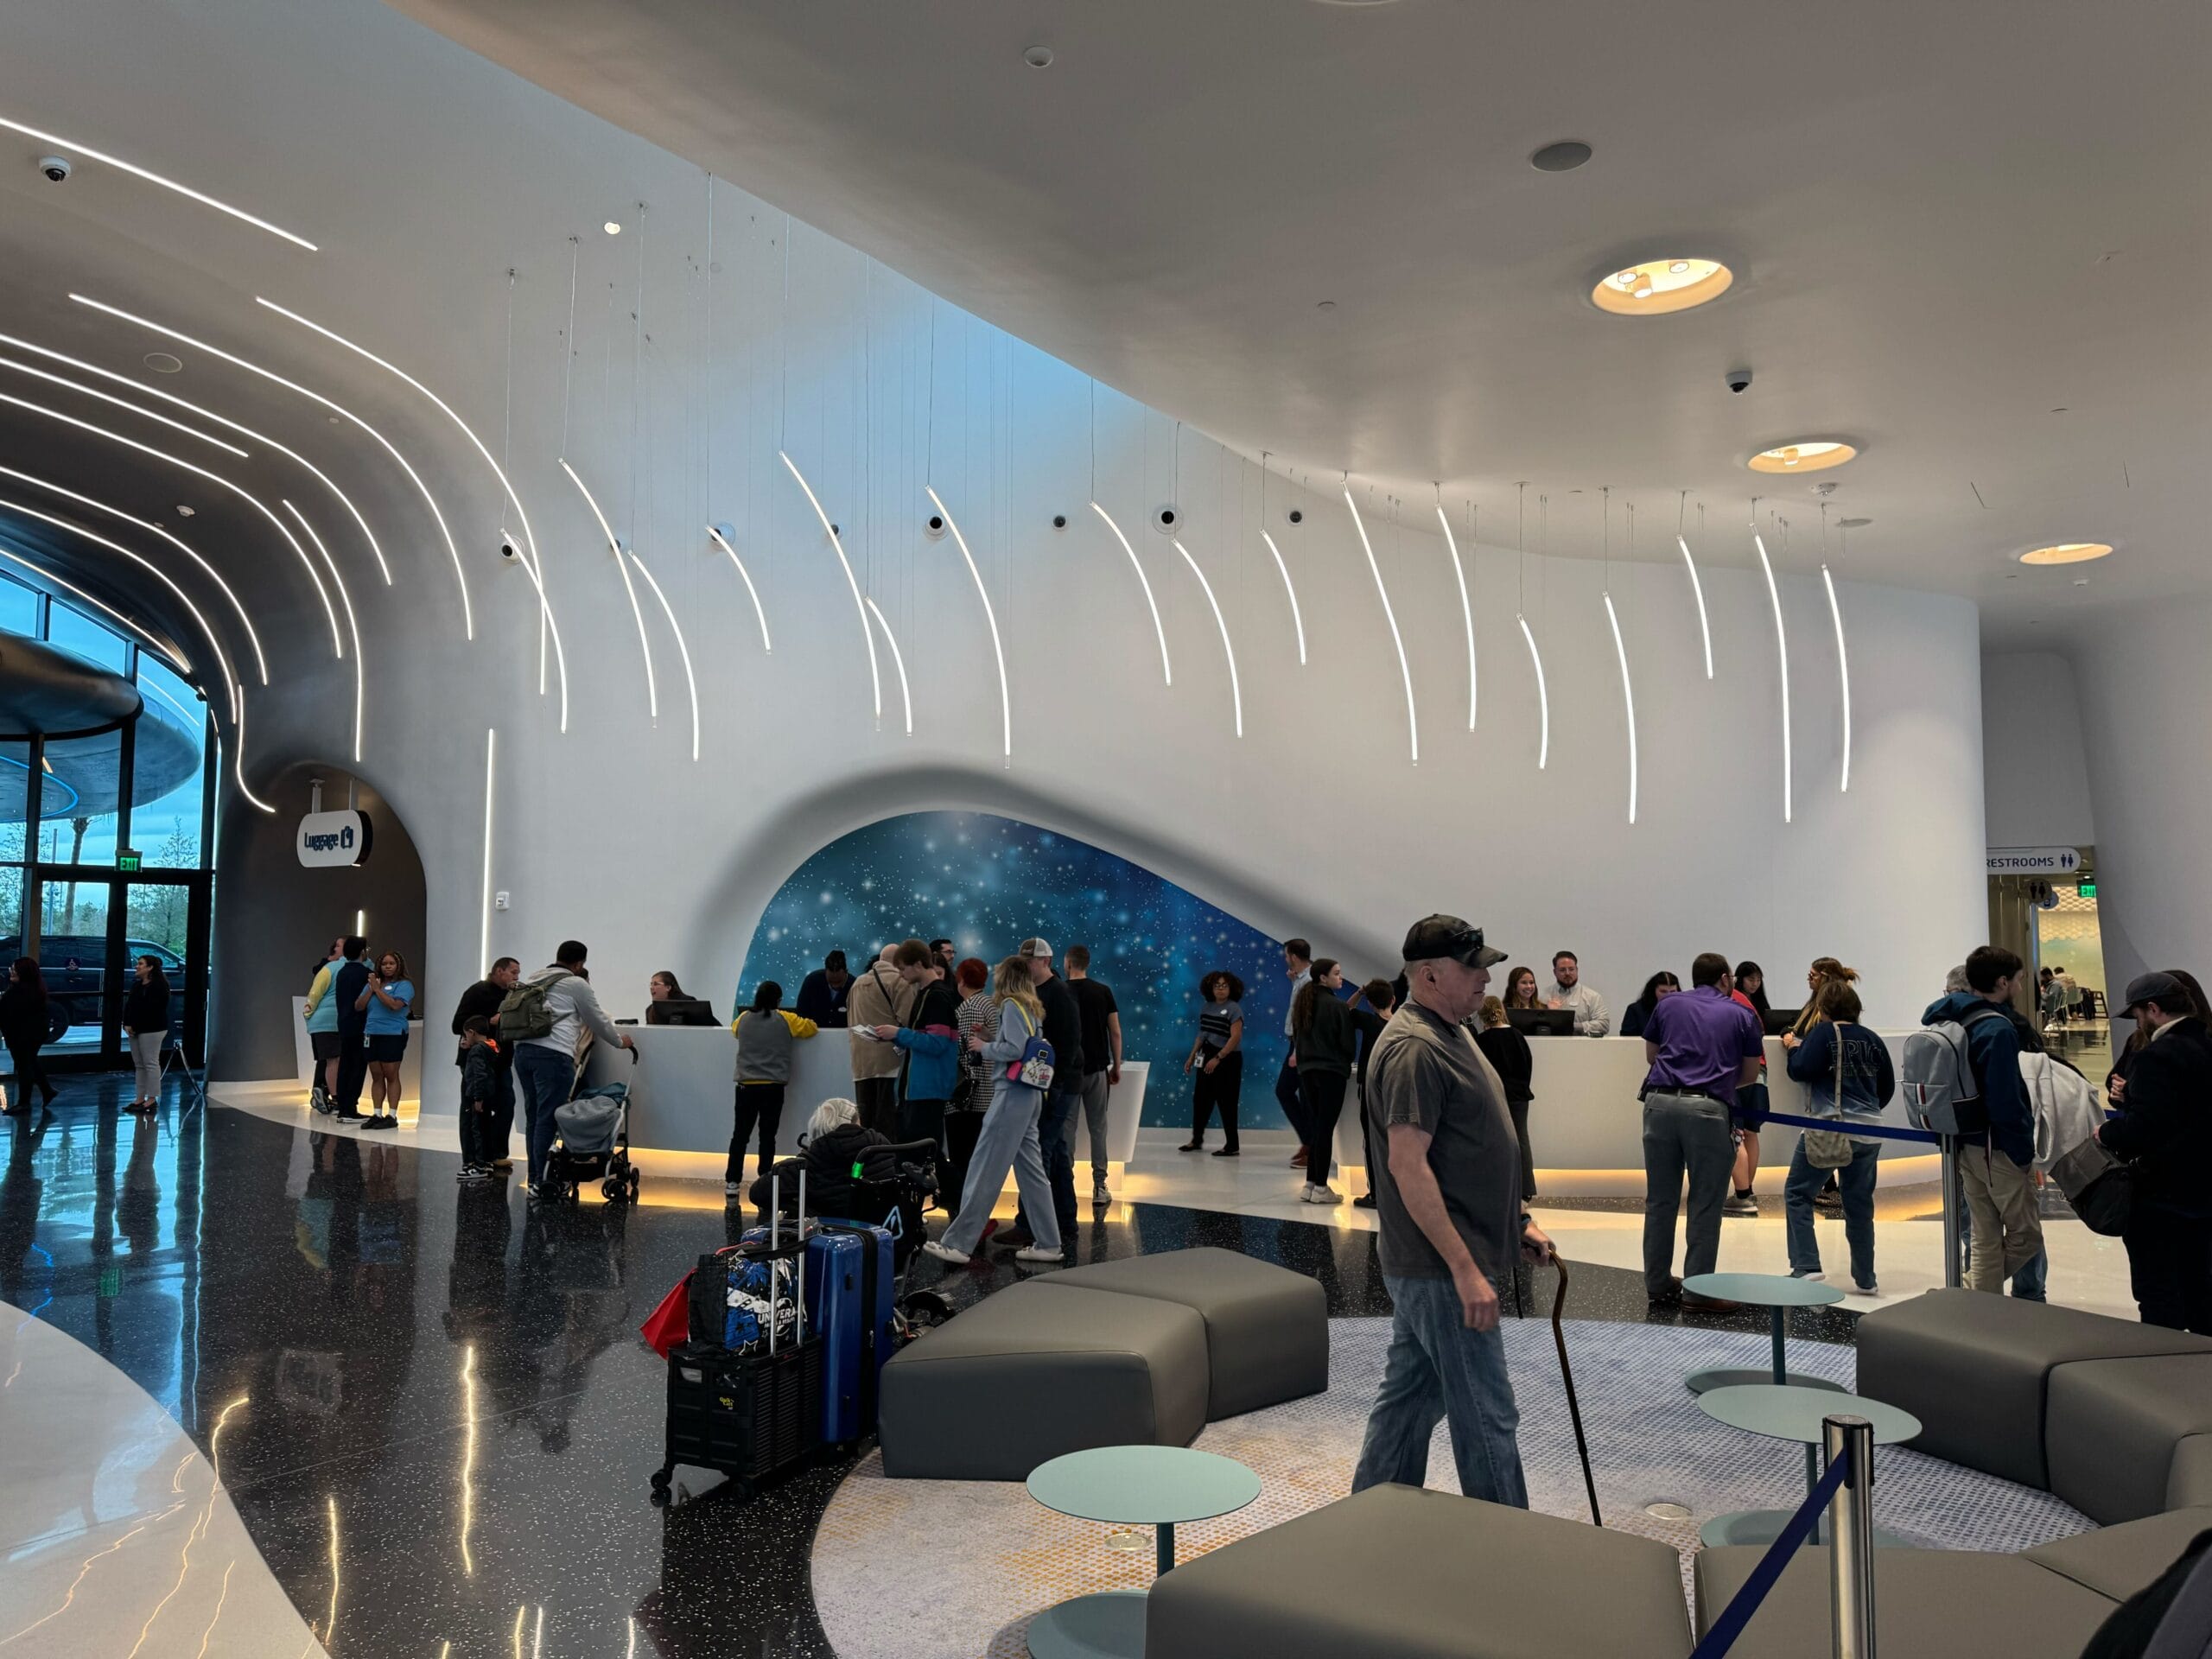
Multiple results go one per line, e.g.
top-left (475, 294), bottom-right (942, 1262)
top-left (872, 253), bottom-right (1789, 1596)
top-left (1364, 1001), bottom-right (1522, 1281)
top-left (1198, 1000), bottom-right (1243, 1051)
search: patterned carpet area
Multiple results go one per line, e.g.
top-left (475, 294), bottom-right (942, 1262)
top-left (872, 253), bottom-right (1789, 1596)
top-left (812, 1317), bottom-right (2094, 1659)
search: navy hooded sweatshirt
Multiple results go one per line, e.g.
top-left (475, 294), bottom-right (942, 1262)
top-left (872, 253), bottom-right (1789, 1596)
top-left (1921, 992), bottom-right (2033, 1166)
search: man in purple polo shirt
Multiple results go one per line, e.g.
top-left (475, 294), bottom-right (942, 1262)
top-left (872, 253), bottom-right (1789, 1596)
top-left (1640, 952), bottom-right (1764, 1311)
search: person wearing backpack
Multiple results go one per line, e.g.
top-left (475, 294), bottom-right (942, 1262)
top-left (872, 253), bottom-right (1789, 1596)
top-left (505, 941), bottom-right (632, 1196)
top-left (922, 955), bottom-right (1063, 1266)
top-left (1918, 944), bottom-right (2042, 1294)
top-left (2098, 972), bottom-right (2212, 1334)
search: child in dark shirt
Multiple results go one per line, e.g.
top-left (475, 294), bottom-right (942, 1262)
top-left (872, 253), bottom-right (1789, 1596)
top-left (458, 1017), bottom-right (500, 1182)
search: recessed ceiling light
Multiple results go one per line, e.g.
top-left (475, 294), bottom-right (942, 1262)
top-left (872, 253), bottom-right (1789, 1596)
top-left (1023, 44), bottom-right (1054, 67)
top-left (1529, 140), bottom-right (1592, 172)
top-left (2018, 542), bottom-right (2113, 566)
top-left (175, 504), bottom-right (194, 517)
top-left (1749, 440), bottom-right (1856, 474)
top-left (603, 220), bottom-right (621, 236)
top-left (143, 352), bottom-right (182, 373)
top-left (1591, 257), bottom-right (1732, 315)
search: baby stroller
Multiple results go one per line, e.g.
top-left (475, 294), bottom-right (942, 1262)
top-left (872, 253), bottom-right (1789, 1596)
top-left (543, 1081), bottom-right (639, 1205)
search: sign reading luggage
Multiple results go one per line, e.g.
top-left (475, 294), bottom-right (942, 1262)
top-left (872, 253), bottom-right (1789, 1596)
top-left (297, 808), bottom-right (373, 868)
top-left (1986, 846), bottom-right (2080, 875)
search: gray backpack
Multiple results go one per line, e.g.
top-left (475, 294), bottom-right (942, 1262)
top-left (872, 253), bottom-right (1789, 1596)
top-left (1900, 1005), bottom-right (2008, 1135)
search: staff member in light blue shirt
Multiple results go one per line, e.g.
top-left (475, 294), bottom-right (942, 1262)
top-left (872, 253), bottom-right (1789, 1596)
top-left (356, 949), bottom-right (414, 1131)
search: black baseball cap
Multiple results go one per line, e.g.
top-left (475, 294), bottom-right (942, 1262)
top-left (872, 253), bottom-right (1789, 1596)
top-left (1402, 914), bottom-right (1507, 969)
top-left (2120, 970), bottom-right (2188, 1016)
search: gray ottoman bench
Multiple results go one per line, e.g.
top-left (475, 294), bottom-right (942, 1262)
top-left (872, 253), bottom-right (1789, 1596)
top-left (1147, 1484), bottom-right (1691, 1659)
top-left (2170, 1434), bottom-right (2212, 1510)
top-left (1033, 1247), bottom-right (1327, 1419)
top-left (2024, 1507), bottom-right (2212, 1603)
top-left (2044, 1353), bottom-right (2212, 1522)
top-left (877, 1281), bottom-right (1207, 1480)
top-left (1855, 1288), bottom-right (2212, 1489)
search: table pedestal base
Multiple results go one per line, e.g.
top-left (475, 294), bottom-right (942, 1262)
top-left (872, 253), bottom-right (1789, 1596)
top-left (1698, 1509), bottom-right (1917, 1549)
top-left (1027, 1590), bottom-right (1149, 1659)
top-left (1685, 1367), bottom-right (1847, 1395)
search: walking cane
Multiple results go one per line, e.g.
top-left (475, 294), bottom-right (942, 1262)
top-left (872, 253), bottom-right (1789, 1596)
top-left (1549, 1256), bottom-right (1602, 1527)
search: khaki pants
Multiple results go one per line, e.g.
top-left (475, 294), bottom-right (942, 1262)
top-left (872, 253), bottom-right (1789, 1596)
top-left (1961, 1141), bottom-right (2043, 1293)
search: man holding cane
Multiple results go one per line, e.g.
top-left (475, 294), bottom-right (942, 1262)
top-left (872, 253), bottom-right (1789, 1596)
top-left (1353, 915), bottom-right (1555, 1507)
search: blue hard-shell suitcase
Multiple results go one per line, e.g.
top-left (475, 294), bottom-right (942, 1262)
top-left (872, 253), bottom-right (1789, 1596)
top-left (737, 1217), bottom-right (897, 1444)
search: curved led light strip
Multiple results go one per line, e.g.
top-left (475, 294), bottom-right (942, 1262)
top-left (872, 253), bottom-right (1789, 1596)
top-left (1675, 534), bottom-right (1716, 681)
top-left (1433, 505), bottom-right (1476, 728)
top-left (0, 387), bottom-right (342, 658)
top-left (558, 459), bottom-right (657, 721)
top-left (0, 328), bottom-right (392, 587)
top-left (0, 113), bottom-right (316, 250)
top-left (1517, 613), bottom-right (1550, 770)
top-left (1089, 502), bottom-right (1171, 685)
top-left (283, 502), bottom-right (365, 764)
top-left (862, 597), bottom-right (916, 736)
top-left (1343, 491), bottom-right (1418, 764)
top-left (778, 450), bottom-right (880, 718)
top-left (626, 552), bottom-right (701, 761)
top-left (0, 496), bottom-right (267, 810)
top-left (0, 355), bottom-right (245, 457)
top-left (1752, 531), bottom-right (1793, 823)
top-left (1259, 531), bottom-right (1307, 667)
top-left (479, 729), bottom-right (497, 969)
top-left (924, 487), bottom-right (1010, 760)
top-left (706, 524), bottom-right (771, 652)
top-left (0, 462), bottom-right (266, 686)
top-left (1170, 541), bottom-right (1242, 738)
top-left (69, 295), bottom-right (474, 645)
top-left (1822, 564), bottom-right (1852, 793)
top-left (1603, 593), bottom-right (1639, 824)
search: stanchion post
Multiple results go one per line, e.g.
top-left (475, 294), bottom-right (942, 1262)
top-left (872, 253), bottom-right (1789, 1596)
top-left (1939, 1134), bottom-right (1964, 1289)
top-left (1824, 1414), bottom-right (1877, 1659)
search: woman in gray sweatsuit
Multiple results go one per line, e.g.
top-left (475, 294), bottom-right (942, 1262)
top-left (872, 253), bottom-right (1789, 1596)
top-left (924, 957), bottom-right (1064, 1263)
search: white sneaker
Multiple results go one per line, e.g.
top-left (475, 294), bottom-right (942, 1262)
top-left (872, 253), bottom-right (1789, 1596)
top-left (1302, 1184), bottom-right (1339, 1205)
top-left (922, 1239), bottom-right (971, 1265)
top-left (1014, 1245), bottom-right (1065, 1263)
top-left (724, 1181), bottom-right (744, 1199)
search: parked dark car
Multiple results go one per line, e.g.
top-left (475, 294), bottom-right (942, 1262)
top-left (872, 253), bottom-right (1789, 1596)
top-left (0, 936), bottom-right (189, 1041)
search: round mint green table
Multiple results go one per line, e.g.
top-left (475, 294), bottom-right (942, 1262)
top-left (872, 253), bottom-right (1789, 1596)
top-left (1681, 1271), bottom-right (1848, 1396)
top-left (1696, 1383), bottom-right (1923, 1548)
top-left (1023, 1446), bottom-right (1262, 1659)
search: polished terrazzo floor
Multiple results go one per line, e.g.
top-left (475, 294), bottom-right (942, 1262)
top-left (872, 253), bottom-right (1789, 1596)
top-left (2, 1074), bottom-right (1860, 1656)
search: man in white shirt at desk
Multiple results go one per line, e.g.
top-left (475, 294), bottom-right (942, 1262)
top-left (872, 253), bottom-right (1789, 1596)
top-left (1548, 950), bottom-right (1611, 1037)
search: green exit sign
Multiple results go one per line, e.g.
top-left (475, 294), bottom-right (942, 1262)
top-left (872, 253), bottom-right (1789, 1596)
top-left (117, 850), bottom-right (142, 873)
top-left (2076, 880), bottom-right (2096, 899)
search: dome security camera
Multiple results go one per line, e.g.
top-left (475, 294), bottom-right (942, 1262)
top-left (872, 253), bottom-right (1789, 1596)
top-left (923, 512), bottom-right (948, 542)
top-left (1152, 504), bottom-right (1179, 536)
top-left (1725, 367), bottom-right (1754, 394)
top-left (37, 156), bottom-right (72, 183)
top-left (1287, 508), bottom-right (1304, 525)
top-left (497, 531), bottom-right (521, 563)
top-left (1051, 514), bottom-right (1068, 531)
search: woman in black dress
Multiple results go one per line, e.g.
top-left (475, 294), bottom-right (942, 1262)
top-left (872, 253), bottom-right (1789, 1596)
top-left (1472, 995), bottom-right (1537, 1199)
top-left (0, 957), bottom-right (56, 1115)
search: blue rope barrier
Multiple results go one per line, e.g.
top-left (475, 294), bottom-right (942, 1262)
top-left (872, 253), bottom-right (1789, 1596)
top-left (1688, 1444), bottom-right (1854, 1659)
top-left (1760, 1109), bottom-right (1942, 1145)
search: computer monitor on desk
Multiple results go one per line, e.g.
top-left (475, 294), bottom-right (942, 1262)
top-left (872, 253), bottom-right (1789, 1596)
top-left (646, 997), bottom-right (718, 1027)
top-left (1764, 1007), bottom-right (1802, 1036)
top-left (1508, 1007), bottom-right (1576, 1036)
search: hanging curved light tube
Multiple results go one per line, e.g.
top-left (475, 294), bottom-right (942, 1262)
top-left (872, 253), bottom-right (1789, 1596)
top-left (1433, 505), bottom-right (1477, 729)
top-left (862, 597), bottom-right (915, 737)
top-left (1822, 564), bottom-right (1852, 793)
top-left (1517, 614), bottom-right (1550, 770)
top-left (68, 294), bottom-right (475, 645)
top-left (0, 463), bottom-right (266, 687)
top-left (558, 459), bottom-right (658, 721)
top-left (1343, 491), bottom-right (1418, 764)
top-left (0, 387), bottom-right (342, 658)
top-left (1752, 531), bottom-right (1793, 823)
top-left (778, 450), bottom-right (880, 720)
top-left (1170, 542), bottom-right (1242, 738)
top-left (1255, 531), bottom-right (1307, 668)
top-left (1603, 593), bottom-right (1639, 824)
top-left (706, 524), bottom-right (771, 652)
top-left (626, 553), bottom-right (701, 762)
top-left (1675, 534), bottom-right (1716, 681)
top-left (282, 502), bottom-right (365, 764)
top-left (480, 728), bottom-right (497, 970)
top-left (0, 355), bottom-right (245, 456)
top-left (1089, 502), bottom-right (1171, 685)
top-left (0, 112), bottom-right (317, 250)
top-left (925, 487), bottom-right (1010, 760)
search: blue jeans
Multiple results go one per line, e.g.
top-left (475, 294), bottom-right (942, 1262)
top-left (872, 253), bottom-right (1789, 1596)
top-left (514, 1045), bottom-right (573, 1187)
top-left (1352, 1274), bottom-right (1528, 1507)
top-left (1015, 1086), bottom-right (1081, 1245)
top-left (1956, 1186), bottom-right (2049, 1300)
top-left (1784, 1138), bottom-right (1879, 1287)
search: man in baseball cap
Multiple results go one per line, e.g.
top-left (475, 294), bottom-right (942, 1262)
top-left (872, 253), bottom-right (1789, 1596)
top-left (1352, 914), bottom-right (1553, 1508)
top-left (2101, 969), bottom-right (2212, 1333)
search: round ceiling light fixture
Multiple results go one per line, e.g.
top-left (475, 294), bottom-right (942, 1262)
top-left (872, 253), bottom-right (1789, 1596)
top-left (1591, 257), bottom-right (1732, 315)
top-left (1023, 44), bottom-right (1054, 67)
top-left (2018, 541), bottom-right (2113, 566)
top-left (603, 220), bottom-right (621, 236)
top-left (175, 504), bottom-right (195, 517)
top-left (1748, 439), bottom-right (1857, 474)
top-left (1529, 139), bottom-right (1593, 173)
top-left (143, 351), bottom-right (183, 373)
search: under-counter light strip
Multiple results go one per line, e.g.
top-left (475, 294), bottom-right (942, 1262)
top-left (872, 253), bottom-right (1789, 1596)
top-left (706, 525), bottom-right (771, 652)
top-left (282, 501), bottom-right (365, 763)
top-left (779, 449), bottom-right (880, 719)
top-left (0, 113), bottom-right (317, 250)
top-left (1170, 541), bottom-right (1242, 737)
top-left (1604, 592), bottom-right (1639, 824)
top-left (1259, 531), bottom-right (1307, 667)
top-left (0, 385), bottom-right (342, 657)
top-left (626, 552), bottom-right (701, 760)
top-left (480, 730), bottom-right (495, 970)
top-left (559, 459), bottom-right (657, 721)
top-left (925, 486), bottom-right (1011, 759)
top-left (1753, 531), bottom-right (1793, 823)
top-left (863, 597), bottom-right (916, 736)
top-left (1344, 491), bottom-right (1418, 764)
top-left (68, 294), bottom-right (474, 643)
top-left (1822, 564), bottom-right (1852, 793)
top-left (1433, 505), bottom-right (1476, 728)
top-left (1089, 502), bottom-right (1172, 685)
top-left (0, 462), bottom-right (267, 684)
top-left (1518, 614), bottom-right (1550, 770)
top-left (1675, 534), bottom-right (1715, 681)
top-left (0, 355), bottom-right (245, 456)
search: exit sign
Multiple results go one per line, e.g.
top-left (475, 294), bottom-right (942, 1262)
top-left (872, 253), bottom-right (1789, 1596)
top-left (117, 849), bottom-right (142, 873)
top-left (2077, 880), bottom-right (2096, 899)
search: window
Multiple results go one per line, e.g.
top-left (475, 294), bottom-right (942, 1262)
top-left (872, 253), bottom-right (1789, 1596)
top-left (45, 604), bottom-right (126, 674)
top-left (35, 730), bottom-right (119, 872)
top-left (0, 575), bottom-right (35, 640)
top-left (131, 655), bottom-right (207, 868)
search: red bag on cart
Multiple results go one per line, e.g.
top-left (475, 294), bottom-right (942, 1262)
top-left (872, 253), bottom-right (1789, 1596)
top-left (640, 1272), bottom-right (692, 1359)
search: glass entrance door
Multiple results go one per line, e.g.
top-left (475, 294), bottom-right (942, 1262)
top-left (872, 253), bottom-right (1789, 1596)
top-left (29, 867), bottom-right (210, 1070)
